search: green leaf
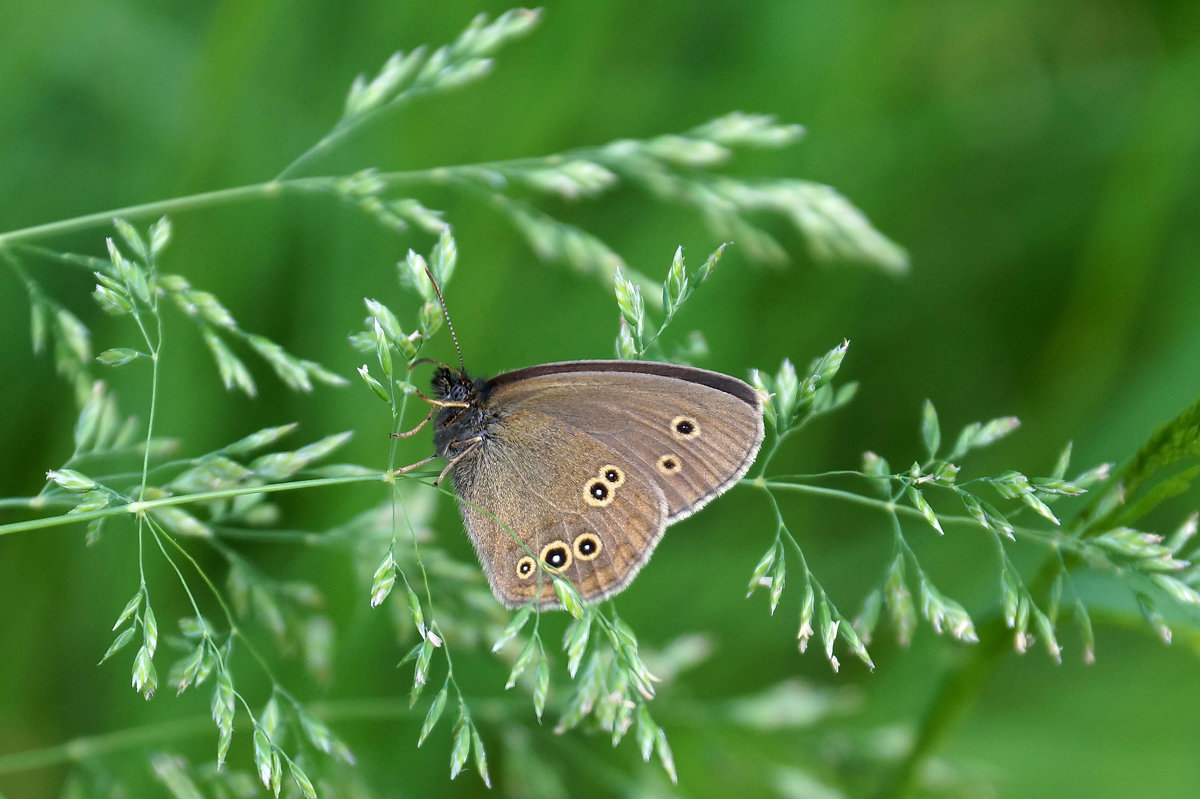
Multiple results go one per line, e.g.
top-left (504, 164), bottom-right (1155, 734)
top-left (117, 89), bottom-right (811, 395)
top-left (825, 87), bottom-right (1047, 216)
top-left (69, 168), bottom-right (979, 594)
top-left (299, 709), bottom-right (355, 763)
top-left (113, 218), bottom-right (148, 259)
top-left (1136, 592), bottom-right (1172, 644)
top-left (143, 605), bottom-right (158, 658)
top-left (221, 423), bottom-right (298, 457)
top-left (100, 627), bottom-right (136, 664)
top-left (564, 613), bottom-right (592, 678)
top-left (247, 334), bottom-right (313, 392)
top-left (430, 227), bottom-right (458, 286)
top-left (1151, 573), bottom-right (1200, 606)
top-left (533, 657), bottom-right (550, 721)
top-left (1108, 393), bottom-right (1200, 510)
top-left (905, 485), bottom-right (944, 535)
top-left (250, 431), bottom-right (353, 480)
top-left (411, 638), bottom-right (434, 705)
top-left (132, 644), bottom-right (157, 698)
top-left (112, 591), bottom-right (143, 631)
top-left (948, 416), bottom-right (1021, 460)
top-left (768, 553), bottom-right (787, 614)
top-left (861, 451), bottom-right (891, 496)
top-left (817, 598), bottom-right (838, 671)
top-left (260, 695), bottom-right (282, 739)
top-left (852, 588), bottom-right (882, 646)
top-left (418, 682), bottom-right (449, 746)
top-left (553, 578), bottom-right (585, 619)
top-left (212, 672), bottom-right (235, 767)
top-left (172, 644), bottom-right (206, 695)
top-left (471, 725), bottom-right (491, 787)
top-left (93, 280), bottom-right (133, 315)
top-left (929, 460), bottom-right (960, 485)
top-left (773, 359), bottom-right (800, 427)
top-left (635, 704), bottom-right (657, 762)
top-left (1075, 601), bottom-right (1096, 664)
top-left (97, 347), bottom-right (143, 367)
top-left (1052, 441), bottom-right (1073, 480)
top-left (369, 553), bottom-right (397, 608)
top-left (253, 726), bottom-right (275, 791)
top-left (505, 636), bottom-right (540, 690)
top-left (1000, 566), bottom-right (1021, 628)
top-left (921, 399), bottom-right (941, 459)
top-left (884, 556), bottom-right (916, 646)
top-left (1112, 465), bottom-right (1200, 531)
top-left (805, 339), bottom-right (849, 396)
top-left (492, 604), bottom-right (533, 652)
top-left (1019, 489), bottom-right (1060, 525)
top-left (839, 615), bottom-right (874, 670)
top-left (405, 583), bottom-right (426, 637)
top-left (613, 268), bottom-right (645, 342)
top-left (746, 541), bottom-right (779, 597)
top-left (696, 242), bottom-right (727, 282)
top-left (796, 581), bottom-right (815, 652)
top-left (615, 318), bottom-right (638, 360)
top-left (202, 328), bottom-right (256, 396)
top-left (655, 726), bottom-right (678, 784)
top-left (1031, 607), bottom-right (1062, 663)
top-left (662, 245), bottom-right (688, 315)
top-left (149, 216), bottom-right (173, 256)
top-left (54, 307), bottom-right (91, 366)
top-left (289, 762), bottom-right (318, 799)
top-left (30, 298), bottom-right (47, 353)
top-left (1165, 513), bottom-right (1197, 554)
top-left (449, 708), bottom-right (470, 780)
top-left (919, 581), bottom-right (978, 643)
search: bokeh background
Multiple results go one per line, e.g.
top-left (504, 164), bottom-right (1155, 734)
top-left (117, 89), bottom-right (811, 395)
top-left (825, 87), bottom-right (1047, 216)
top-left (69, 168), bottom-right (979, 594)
top-left (2, 1), bottom-right (1199, 797)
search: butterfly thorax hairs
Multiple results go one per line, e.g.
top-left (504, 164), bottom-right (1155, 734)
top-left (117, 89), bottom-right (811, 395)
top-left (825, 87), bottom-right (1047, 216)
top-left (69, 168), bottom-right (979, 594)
top-left (431, 366), bottom-right (501, 490)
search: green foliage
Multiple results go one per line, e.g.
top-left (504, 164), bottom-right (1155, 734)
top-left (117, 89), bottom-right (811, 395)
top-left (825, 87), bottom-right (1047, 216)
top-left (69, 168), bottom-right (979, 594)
top-left (1, 6), bottom-right (1199, 799)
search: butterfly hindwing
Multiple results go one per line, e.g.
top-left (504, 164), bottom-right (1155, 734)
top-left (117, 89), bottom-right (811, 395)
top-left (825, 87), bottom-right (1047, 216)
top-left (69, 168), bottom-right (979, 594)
top-left (451, 409), bottom-right (668, 607)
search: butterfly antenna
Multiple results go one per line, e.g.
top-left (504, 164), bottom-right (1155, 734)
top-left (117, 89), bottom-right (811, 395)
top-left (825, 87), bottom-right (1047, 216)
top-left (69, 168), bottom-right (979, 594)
top-left (424, 266), bottom-right (466, 373)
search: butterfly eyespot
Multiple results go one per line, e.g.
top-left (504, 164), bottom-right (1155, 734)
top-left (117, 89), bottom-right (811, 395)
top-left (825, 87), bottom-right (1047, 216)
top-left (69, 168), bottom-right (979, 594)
top-left (671, 416), bottom-right (699, 439)
top-left (600, 465), bottom-right (625, 486)
top-left (574, 533), bottom-right (602, 561)
top-left (584, 479), bottom-right (614, 507)
top-left (540, 541), bottom-right (572, 570)
top-left (516, 556), bottom-right (536, 579)
top-left (657, 454), bottom-right (681, 475)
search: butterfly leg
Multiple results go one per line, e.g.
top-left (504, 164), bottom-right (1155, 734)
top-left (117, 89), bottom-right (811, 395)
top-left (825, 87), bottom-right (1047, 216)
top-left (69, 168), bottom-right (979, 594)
top-left (394, 452), bottom-right (439, 476)
top-left (392, 406), bottom-right (435, 439)
top-left (434, 436), bottom-right (482, 485)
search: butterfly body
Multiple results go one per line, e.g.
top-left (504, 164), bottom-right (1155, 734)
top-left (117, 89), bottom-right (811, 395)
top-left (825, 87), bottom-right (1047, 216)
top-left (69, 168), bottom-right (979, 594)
top-left (431, 360), bottom-right (764, 609)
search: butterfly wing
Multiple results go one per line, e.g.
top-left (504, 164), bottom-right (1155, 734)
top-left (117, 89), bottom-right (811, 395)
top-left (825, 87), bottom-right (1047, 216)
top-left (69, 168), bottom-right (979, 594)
top-left (447, 361), bottom-right (763, 609)
top-left (450, 409), bottom-right (670, 608)
top-left (488, 361), bottom-right (765, 521)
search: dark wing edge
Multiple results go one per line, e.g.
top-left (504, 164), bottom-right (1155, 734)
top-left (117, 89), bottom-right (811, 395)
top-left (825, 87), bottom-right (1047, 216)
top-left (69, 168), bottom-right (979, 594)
top-left (489, 360), bottom-right (762, 409)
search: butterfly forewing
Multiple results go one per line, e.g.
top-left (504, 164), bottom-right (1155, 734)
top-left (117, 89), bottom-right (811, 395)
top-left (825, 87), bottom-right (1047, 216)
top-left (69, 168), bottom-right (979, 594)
top-left (488, 363), bottom-right (764, 520)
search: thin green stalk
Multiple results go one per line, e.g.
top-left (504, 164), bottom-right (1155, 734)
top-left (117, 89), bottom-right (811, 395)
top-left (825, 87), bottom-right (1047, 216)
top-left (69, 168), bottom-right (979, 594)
top-left (0, 183), bottom-right (302, 247)
top-left (0, 718), bottom-right (206, 774)
top-left (275, 75), bottom-right (462, 181)
top-left (0, 474), bottom-right (384, 537)
top-left (758, 478), bottom-right (1075, 551)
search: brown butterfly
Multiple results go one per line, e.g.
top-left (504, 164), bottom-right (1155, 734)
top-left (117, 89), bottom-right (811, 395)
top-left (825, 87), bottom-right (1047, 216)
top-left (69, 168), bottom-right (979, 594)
top-left (415, 359), bottom-right (764, 609)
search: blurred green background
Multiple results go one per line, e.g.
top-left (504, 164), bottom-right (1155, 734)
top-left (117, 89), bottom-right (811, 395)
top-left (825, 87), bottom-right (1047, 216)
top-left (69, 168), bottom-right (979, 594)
top-left (3, 1), bottom-right (1200, 797)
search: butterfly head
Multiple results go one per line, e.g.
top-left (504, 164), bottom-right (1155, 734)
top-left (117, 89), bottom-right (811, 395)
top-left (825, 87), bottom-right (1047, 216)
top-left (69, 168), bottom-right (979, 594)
top-left (432, 364), bottom-right (471, 396)
top-left (431, 367), bottom-right (498, 458)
